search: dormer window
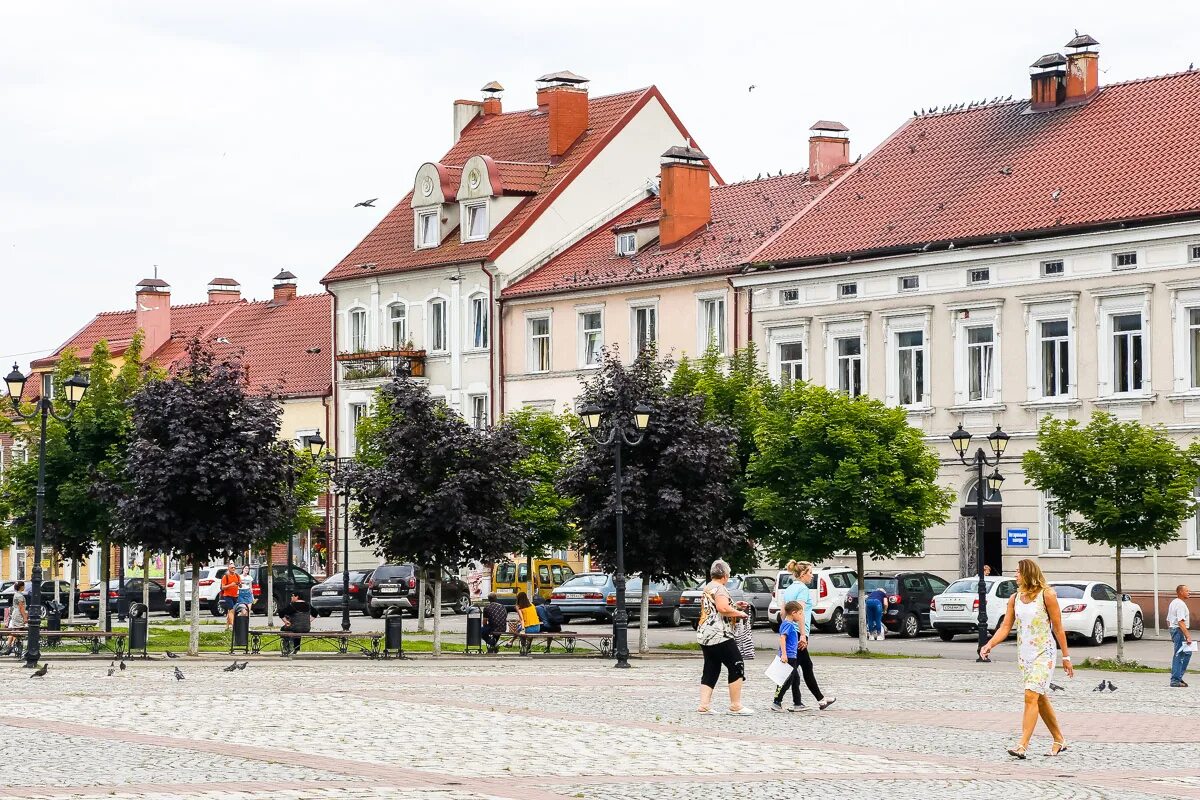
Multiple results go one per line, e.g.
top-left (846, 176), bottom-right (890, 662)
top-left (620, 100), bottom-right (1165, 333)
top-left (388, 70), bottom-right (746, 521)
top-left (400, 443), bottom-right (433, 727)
top-left (463, 201), bottom-right (488, 242)
top-left (616, 232), bottom-right (637, 256)
top-left (416, 209), bottom-right (439, 249)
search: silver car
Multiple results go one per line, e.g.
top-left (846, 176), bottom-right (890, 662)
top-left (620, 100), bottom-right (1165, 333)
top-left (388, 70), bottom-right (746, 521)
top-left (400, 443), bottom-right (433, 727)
top-left (679, 574), bottom-right (777, 628)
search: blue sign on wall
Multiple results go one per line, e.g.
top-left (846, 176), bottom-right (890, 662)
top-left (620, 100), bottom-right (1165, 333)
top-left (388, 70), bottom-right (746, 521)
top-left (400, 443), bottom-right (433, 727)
top-left (1006, 528), bottom-right (1029, 548)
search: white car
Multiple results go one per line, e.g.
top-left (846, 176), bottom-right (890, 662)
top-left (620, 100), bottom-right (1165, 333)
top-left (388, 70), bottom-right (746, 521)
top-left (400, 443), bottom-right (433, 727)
top-left (768, 565), bottom-right (857, 633)
top-left (1050, 581), bottom-right (1144, 645)
top-left (165, 566), bottom-right (233, 617)
top-left (930, 576), bottom-right (1017, 641)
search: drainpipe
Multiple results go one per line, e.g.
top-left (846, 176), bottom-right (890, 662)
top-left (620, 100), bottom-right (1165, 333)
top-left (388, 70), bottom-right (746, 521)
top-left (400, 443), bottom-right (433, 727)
top-left (746, 282), bottom-right (755, 344)
top-left (728, 278), bottom-right (739, 352)
top-left (480, 261), bottom-right (501, 423)
top-left (325, 284), bottom-right (340, 572)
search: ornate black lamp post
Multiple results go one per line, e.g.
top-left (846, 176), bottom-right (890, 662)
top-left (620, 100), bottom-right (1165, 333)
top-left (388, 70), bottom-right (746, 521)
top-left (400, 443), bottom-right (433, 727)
top-left (305, 432), bottom-right (353, 633)
top-left (949, 423), bottom-right (1009, 662)
top-left (5, 364), bottom-right (89, 667)
top-left (578, 401), bottom-right (652, 669)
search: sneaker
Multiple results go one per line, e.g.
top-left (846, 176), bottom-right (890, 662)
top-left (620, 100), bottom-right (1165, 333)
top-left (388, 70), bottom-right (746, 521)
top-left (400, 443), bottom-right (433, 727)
top-left (819, 697), bottom-right (837, 710)
top-left (727, 707), bottom-right (755, 716)
top-left (1171, 681), bottom-right (1185, 687)
top-left (770, 702), bottom-right (784, 712)
top-left (1182, 680), bottom-right (1190, 688)
top-left (788, 704), bottom-right (810, 712)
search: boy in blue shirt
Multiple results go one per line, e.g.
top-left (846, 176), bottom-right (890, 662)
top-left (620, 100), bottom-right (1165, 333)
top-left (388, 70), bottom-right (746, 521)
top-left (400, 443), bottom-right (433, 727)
top-left (772, 600), bottom-right (807, 711)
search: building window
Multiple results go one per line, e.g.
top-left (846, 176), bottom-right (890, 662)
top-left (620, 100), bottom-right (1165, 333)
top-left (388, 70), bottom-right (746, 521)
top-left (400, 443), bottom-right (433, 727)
top-left (616, 232), bottom-right (637, 256)
top-left (968, 268), bottom-right (990, 285)
top-left (1188, 308), bottom-right (1200, 389)
top-left (1113, 251), bottom-right (1138, 270)
top-left (966, 326), bottom-right (995, 401)
top-left (1041, 259), bottom-right (1064, 276)
top-left (1190, 481), bottom-right (1200, 556)
top-left (836, 337), bottom-right (862, 397)
top-left (580, 311), bottom-right (603, 367)
top-left (1043, 493), bottom-right (1070, 554)
top-left (837, 282), bottom-right (858, 299)
top-left (633, 306), bottom-right (657, 355)
top-left (416, 210), bottom-right (439, 249)
top-left (468, 395), bottom-right (487, 430)
top-left (897, 330), bottom-right (925, 406)
top-left (528, 316), bottom-right (551, 373)
top-left (779, 343), bottom-right (804, 387)
top-left (699, 298), bottom-right (725, 352)
top-left (1111, 313), bottom-right (1143, 393)
top-left (1040, 319), bottom-right (1070, 397)
top-left (780, 288), bottom-right (799, 305)
top-left (429, 299), bottom-right (448, 352)
top-left (469, 296), bottom-right (488, 350)
top-left (463, 202), bottom-right (488, 242)
top-left (389, 304), bottom-right (408, 348)
top-left (1191, 244), bottom-right (1200, 262)
top-left (348, 309), bottom-right (368, 352)
top-left (41, 373), bottom-right (54, 400)
top-left (348, 403), bottom-right (367, 453)
top-left (898, 275), bottom-right (919, 292)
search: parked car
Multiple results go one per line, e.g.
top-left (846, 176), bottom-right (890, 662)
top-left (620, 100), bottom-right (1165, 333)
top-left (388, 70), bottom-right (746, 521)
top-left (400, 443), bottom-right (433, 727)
top-left (0, 580), bottom-right (77, 614)
top-left (1049, 580), bottom-right (1144, 645)
top-left (844, 571), bottom-right (950, 638)
top-left (930, 575), bottom-right (1018, 641)
top-left (310, 570), bottom-right (373, 616)
top-left (250, 564), bottom-right (317, 615)
top-left (680, 574), bottom-right (776, 629)
top-left (78, 578), bottom-right (167, 619)
top-left (166, 565), bottom-right (230, 617)
top-left (492, 558), bottom-right (576, 606)
top-left (768, 565), bottom-right (857, 633)
top-left (605, 578), bottom-right (690, 627)
top-left (549, 573), bottom-right (615, 623)
top-left (366, 564), bottom-right (471, 618)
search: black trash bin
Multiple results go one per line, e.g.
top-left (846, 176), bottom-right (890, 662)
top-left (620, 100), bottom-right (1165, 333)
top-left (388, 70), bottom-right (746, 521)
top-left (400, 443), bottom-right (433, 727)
top-left (232, 613), bottom-right (250, 653)
top-left (128, 603), bottom-right (148, 656)
top-left (385, 614), bottom-right (404, 658)
top-left (465, 605), bottom-right (482, 654)
top-left (45, 601), bottom-right (62, 632)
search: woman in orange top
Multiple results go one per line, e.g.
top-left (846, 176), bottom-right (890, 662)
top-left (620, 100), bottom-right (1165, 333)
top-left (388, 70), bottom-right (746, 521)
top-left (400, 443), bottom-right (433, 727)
top-left (516, 591), bottom-right (541, 633)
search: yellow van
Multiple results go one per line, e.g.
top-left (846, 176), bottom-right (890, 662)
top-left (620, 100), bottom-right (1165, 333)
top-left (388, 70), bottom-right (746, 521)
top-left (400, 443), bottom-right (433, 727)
top-left (491, 558), bottom-right (575, 606)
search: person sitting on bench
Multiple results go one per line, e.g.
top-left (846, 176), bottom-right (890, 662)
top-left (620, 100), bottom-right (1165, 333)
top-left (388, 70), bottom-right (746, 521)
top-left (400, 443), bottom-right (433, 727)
top-left (534, 595), bottom-right (563, 633)
top-left (278, 591), bottom-right (312, 655)
top-left (481, 593), bottom-right (508, 653)
top-left (516, 591), bottom-right (541, 634)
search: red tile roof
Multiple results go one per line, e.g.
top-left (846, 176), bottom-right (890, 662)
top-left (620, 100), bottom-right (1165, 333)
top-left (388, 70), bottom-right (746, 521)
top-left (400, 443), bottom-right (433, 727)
top-left (322, 87), bottom-right (709, 284)
top-left (503, 171), bottom-right (838, 298)
top-left (754, 70), bottom-right (1200, 265)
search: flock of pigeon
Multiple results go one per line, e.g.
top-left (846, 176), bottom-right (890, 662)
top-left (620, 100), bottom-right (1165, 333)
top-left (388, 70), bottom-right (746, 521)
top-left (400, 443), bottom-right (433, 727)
top-left (26, 654), bottom-right (251, 681)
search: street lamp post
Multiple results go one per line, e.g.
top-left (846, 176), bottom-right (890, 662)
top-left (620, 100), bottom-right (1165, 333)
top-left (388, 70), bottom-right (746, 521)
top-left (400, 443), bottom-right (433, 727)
top-left (5, 364), bottom-right (90, 668)
top-left (579, 401), bottom-right (652, 669)
top-left (303, 432), bottom-right (353, 633)
top-left (949, 423), bottom-right (1009, 662)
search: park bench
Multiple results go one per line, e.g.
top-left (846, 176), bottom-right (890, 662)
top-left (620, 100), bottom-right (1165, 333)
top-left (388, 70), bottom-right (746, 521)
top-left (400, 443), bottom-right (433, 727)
top-left (242, 629), bottom-right (384, 658)
top-left (500, 630), bottom-right (613, 656)
top-left (6, 628), bottom-right (128, 657)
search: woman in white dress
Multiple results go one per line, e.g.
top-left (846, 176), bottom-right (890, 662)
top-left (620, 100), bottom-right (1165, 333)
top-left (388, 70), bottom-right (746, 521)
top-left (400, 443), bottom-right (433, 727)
top-left (980, 559), bottom-right (1074, 758)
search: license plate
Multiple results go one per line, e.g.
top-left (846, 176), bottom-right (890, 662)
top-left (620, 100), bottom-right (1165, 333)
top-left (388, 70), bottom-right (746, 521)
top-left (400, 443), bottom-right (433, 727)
top-left (321, 591), bottom-right (338, 596)
top-left (566, 593), bottom-right (582, 599)
top-left (379, 587), bottom-right (398, 594)
top-left (498, 588), bottom-right (513, 593)
top-left (943, 604), bottom-right (965, 611)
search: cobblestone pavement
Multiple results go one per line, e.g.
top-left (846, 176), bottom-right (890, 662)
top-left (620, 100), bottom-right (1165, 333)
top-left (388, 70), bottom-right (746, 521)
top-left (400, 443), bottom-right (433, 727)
top-left (1, 654), bottom-right (1198, 799)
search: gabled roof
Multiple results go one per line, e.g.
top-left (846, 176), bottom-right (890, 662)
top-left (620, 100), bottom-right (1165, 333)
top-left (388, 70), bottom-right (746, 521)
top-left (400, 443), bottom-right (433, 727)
top-left (322, 86), bottom-right (711, 284)
top-left (504, 170), bottom-right (837, 299)
top-left (753, 70), bottom-right (1200, 266)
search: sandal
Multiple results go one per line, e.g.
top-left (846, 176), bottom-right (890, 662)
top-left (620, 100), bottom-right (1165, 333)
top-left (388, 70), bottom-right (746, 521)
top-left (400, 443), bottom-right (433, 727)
top-left (1047, 741), bottom-right (1068, 756)
top-left (696, 707), bottom-right (711, 714)
top-left (1006, 745), bottom-right (1027, 759)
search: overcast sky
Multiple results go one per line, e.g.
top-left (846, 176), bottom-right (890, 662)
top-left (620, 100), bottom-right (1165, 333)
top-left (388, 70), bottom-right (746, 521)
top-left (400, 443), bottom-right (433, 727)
top-left (1, 2), bottom-right (1194, 368)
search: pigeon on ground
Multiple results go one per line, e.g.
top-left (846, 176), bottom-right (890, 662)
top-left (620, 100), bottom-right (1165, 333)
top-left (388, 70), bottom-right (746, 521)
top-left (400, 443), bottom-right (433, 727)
top-left (354, 198), bottom-right (377, 208)
top-left (1106, 680), bottom-right (1118, 692)
top-left (1092, 680), bottom-right (1107, 692)
top-left (30, 663), bottom-right (47, 678)
top-left (236, 661), bottom-right (249, 671)
top-left (1049, 682), bottom-right (1065, 692)
top-left (173, 666), bottom-right (185, 681)
top-left (119, 660), bottom-right (126, 671)
top-left (165, 650), bottom-right (179, 659)
top-left (223, 661), bottom-right (238, 673)
top-left (107, 667), bottom-right (116, 677)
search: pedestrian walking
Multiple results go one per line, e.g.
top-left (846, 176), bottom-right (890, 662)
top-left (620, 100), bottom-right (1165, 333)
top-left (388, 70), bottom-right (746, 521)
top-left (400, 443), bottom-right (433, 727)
top-left (236, 568), bottom-right (254, 616)
top-left (865, 584), bottom-right (888, 641)
top-left (780, 561), bottom-right (836, 710)
top-left (1, 581), bottom-right (28, 656)
top-left (696, 559), bottom-right (752, 715)
top-left (278, 590), bottom-right (312, 656)
top-left (515, 591), bottom-right (541, 633)
top-left (480, 593), bottom-right (508, 653)
top-left (1168, 584), bottom-right (1192, 688)
top-left (980, 558), bottom-right (1074, 758)
top-left (771, 600), bottom-right (806, 711)
top-left (220, 562), bottom-right (241, 630)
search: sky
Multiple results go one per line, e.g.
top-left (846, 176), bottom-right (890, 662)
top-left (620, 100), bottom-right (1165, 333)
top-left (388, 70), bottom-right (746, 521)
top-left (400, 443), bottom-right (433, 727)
top-left (1, 2), bottom-right (1195, 369)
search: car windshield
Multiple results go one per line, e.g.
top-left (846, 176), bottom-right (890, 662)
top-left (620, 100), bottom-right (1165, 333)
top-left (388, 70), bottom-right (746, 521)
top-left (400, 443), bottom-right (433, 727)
top-left (1052, 584), bottom-right (1086, 599)
top-left (946, 579), bottom-right (993, 594)
top-left (373, 565), bottom-right (414, 581)
top-left (495, 563), bottom-right (518, 583)
top-left (853, 578), bottom-right (899, 594)
top-left (560, 574), bottom-right (609, 589)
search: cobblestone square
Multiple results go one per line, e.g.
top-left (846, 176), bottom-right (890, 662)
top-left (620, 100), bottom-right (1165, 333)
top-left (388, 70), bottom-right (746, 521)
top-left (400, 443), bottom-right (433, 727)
top-left (2, 653), bottom-right (1197, 799)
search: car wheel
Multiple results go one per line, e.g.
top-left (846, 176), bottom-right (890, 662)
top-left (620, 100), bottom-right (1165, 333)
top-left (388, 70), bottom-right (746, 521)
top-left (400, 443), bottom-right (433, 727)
top-left (368, 606), bottom-right (384, 619)
top-left (845, 624), bottom-right (859, 637)
top-left (659, 607), bottom-right (681, 627)
top-left (770, 621), bottom-right (781, 633)
top-left (88, 610), bottom-right (99, 620)
top-left (318, 609), bottom-right (331, 618)
top-left (899, 612), bottom-right (920, 638)
top-left (1127, 613), bottom-right (1144, 641)
top-left (1089, 618), bottom-right (1105, 646)
top-left (690, 620), bottom-right (699, 631)
top-left (938, 629), bottom-right (956, 642)
top-left (455, 595), bottom-right (472, 615)
top-left (423, 593), bottom-right (435, 617)
top-left (829, 608), bottom-right (846, 634)
top-left (210, 601), bottom-right (223, 618)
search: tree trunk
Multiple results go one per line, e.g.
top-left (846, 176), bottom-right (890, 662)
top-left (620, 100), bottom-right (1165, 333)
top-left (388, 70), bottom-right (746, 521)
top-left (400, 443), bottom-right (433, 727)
top-left (52, 547), bottom-right (61, 607)
top-left (432, 576), bottom-right (443, 656)
top-left (266, 547), bottom-right (275, 629)
top-left (98, 538), bottom-right (109, 628)
top-left (638, 575), bottom-right (650, 654)
top-left (417, 567), bottom-right (428, 632)
top-left (525, 553), bottom-right (534, 600)
top-left (68, 559), bottom-right (77, 621)
top-left (1114, 547), bottom-right (1125, 664)
top-left (856, 549), bottom-right (868, 653)
top-left (188, 561), bottom-right (201, 655)
top-left (142, 554), bottom-right (149, 610)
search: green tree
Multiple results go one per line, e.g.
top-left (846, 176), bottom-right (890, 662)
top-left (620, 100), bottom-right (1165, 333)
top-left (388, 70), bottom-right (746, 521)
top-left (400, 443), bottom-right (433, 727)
top-left (1023, 412), bottom-right (1200, 662)
top-left (745, 383), bottom-right (952, 652)
top-left (257, 448), bottom-right (325, 621)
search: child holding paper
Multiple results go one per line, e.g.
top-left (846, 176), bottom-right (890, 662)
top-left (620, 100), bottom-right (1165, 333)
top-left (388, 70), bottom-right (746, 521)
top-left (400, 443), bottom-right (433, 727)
top-left (772, 601), bottom-right (807, 712)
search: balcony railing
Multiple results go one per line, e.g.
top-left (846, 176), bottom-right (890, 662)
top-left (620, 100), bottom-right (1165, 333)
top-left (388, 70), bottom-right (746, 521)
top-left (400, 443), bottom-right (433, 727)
top-left (336, 349), bottom-right (426, 382)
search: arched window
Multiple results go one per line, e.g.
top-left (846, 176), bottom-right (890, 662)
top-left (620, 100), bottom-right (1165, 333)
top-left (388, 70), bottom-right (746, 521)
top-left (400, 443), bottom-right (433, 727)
top-left (965, 479), bottom-right (1002, 505)
top-left (389, 304), bottom-right (408, 349)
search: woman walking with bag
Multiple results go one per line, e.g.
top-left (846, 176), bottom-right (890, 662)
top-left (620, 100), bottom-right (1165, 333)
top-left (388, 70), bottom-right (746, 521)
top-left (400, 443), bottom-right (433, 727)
top-left (697, 559), bottom-right (752, 715)
top-left (980, 558), bottom-right (1074, 758)
top-left (781, 561), bottom-right (835, 710)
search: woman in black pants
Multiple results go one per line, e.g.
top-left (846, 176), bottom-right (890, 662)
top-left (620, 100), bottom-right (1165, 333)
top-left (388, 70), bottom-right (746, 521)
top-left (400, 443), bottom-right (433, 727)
top-left (782, 560), bottom-right (835, 710)
top-left (696, 559), bottom-right (753, 715)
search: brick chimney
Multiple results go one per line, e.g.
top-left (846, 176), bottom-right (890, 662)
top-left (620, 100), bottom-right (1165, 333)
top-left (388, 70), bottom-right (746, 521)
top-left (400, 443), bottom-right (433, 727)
top-left (135, 277), bottom-right (171, 357)
top-left (271, 270), bottom-right (297, 305)
top-left (1064, 33), bottom-right (1100, 104)
top-left (481, 81), bottom-right (504, 116)
top-left (1029, 53), bottom-right (1067, 111)
top-left (808, 121), bottom-right (850, 180)
top-left (207, 277), bottom-right (241, 304)
top-left (453, 100), bottom-right (483, 143)
top-left (536, 71), bottom-right (590, 158)
top-left (658, 146), bottom-right (711, 249)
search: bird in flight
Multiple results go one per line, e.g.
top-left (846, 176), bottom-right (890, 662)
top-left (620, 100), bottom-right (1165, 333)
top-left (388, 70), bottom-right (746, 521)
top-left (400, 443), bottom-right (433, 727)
top-left (748, 85), bottom-right (756, 92)
top-left (354, 198), bottom-right (378, 208)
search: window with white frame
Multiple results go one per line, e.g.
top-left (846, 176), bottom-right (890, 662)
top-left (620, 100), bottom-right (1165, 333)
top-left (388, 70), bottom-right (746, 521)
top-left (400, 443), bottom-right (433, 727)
top-left (898, 275), bottom-right (920, 292)
top-left (779, 342), bottom-right (804, 387)
top-left (1111, 312), bottom-right (1144, 393)
top-left (1191, 244), bottom-right (1200, 262)
top-left (429, 299), bottom-right (448, 352)
top-left (633, 305), bottom-right (657, 355)
top-left (968, 267), bottom-right (990, 285)
top-left (389, 304), bottom-right (407, 348)
top-left (836, 337), bottom-right (863, 397)
top-left (896, 330), bottom-right (925, 406)
top-left (528, 316), bottom-right (551, 372)
top-left (616, 232), bottom-right (637, 256)
top-left (837, 282), bottom-right (858, 299)
top-left (348, 309), bottom-right (368, 352)
top-left (416, 210), bottom-right (439, 249)
top-left (469, 295), bottom-right (488, 350)
top-left (348, 403), bottom-right (367, 453)
top-left (966, 325), bottom-right (995, 401)
top-left (579, 310), bottom-right (602, 367)
top-left (1113, 251), bottom-right (1138, 270)
top-left (1189, 308), bottom-right (1200, 389)
top-left (1042, 493), bottom-right (1070, 554)
top-left (468, 395), bottom-right (488, 430)
top-left (1040, 319), bottom-right (1070, 397)
top-left (780, 288), bottom-right (799, 305)
top-left (41, 373), bottom-right (54, 400)
top-left (463, 202), bottom-right (488, 241)
top-left (1041, 259), bottom-right (1065, 276)
top-left (699, 297), bottom-right (725, 352)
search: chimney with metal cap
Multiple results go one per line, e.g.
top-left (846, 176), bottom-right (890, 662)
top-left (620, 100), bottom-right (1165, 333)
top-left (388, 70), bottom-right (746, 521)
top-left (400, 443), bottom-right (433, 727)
top-left (658, 146), bottom-right (711, 249)
top-left (1064, 33), bottom-right (1100, 103)
top-left (481, 81), bottom-right (504, 116)
top-left (272, 270), bottom-right (298, 305)
top-left (1029, 52), bottom-right (1067, 111)
top-left (207, 277), bottom-right (241, 304)
top-left (808, 121), bottom-right (850, 181)
top-left (536, 71), bottom-right (590, 158)
top-left (135, 276), bottom-right (171, 357)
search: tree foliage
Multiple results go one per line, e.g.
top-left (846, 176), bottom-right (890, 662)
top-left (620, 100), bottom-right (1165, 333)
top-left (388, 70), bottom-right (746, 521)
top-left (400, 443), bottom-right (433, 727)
top-left (501, 407), bottom-right (578, 558)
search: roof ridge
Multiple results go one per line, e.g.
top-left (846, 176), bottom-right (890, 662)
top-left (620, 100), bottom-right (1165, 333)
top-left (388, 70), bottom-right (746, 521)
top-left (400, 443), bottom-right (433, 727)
top-left (494, 86), bottom-right (651, 118)
top-left (718, 169), bottom-right (812, 188)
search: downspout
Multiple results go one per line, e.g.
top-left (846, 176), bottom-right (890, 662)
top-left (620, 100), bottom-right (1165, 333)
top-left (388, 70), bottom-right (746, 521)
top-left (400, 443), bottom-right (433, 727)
top-left (325, 284), bottom-right (340, 572)
top-left (728, 277), bottom-right (739, 352)
top-left (746, 280), bottom-right (755, 344)
top-left (480, 261), bottom-right (501, 423)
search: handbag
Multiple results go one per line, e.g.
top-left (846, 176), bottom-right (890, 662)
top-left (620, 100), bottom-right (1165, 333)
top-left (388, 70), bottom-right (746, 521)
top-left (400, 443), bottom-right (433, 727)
top-left (696, 589), bottom-right (734, 646)
top-left (734, 617), bottom-right (755, 661)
